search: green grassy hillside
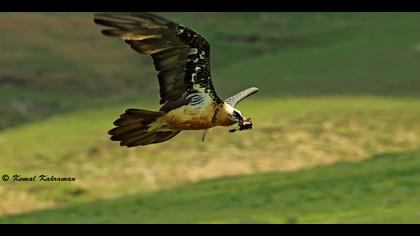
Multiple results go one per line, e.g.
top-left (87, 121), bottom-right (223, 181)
top-left (1, 150), bottom-right (419, 224)
top-left (1, 97), bottom-right (419, 218)
top-left (1, 13), bottom-right (420, 129)
top-left (1, 13), bottom-right (420, 223)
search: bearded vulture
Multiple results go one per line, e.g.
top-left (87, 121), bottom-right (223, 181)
top-left (93, 12), bottom-right (259, 147)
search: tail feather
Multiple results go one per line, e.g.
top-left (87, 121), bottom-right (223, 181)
top-left (127, 131), bottom-right (179, 147)
top-left (109, 108), bottom-right (180, 147)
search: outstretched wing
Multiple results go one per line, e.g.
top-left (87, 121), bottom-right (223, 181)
top-left (94, 12), bottom-right (222, 112)
top-left (225, 87), bottom-right (259, 107)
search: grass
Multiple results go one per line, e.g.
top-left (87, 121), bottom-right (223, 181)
top-left (1, 13), bottom-right (420, 223)
top-left (1, 97), bottom-right (419, 218)
top-left (1, 150), bottom-right (419, 224)
top-left (2, 13), bottom-right (420, 129)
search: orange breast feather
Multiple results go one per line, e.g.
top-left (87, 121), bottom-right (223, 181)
top-left (164, 104), bottom-right (216, 130)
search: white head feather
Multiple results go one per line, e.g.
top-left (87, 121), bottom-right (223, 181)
top-left (223, 102), bottom-right (244, 121)
top-left (223, 102), bottom-right (235, 115)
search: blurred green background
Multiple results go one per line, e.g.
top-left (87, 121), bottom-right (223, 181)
top-left (0, 12), bottom-right (419, 223)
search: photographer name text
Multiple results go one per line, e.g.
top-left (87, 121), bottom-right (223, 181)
top-left (4, 175), bottom-right (76, 182)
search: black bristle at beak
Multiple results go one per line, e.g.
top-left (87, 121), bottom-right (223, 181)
top-left (239, 121), bottom-right (252, 130)
top-left (229, 118), bottom-right (253, 133)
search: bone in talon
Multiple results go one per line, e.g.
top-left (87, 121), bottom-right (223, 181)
top-left (238, 118), bottom-right (253, 131)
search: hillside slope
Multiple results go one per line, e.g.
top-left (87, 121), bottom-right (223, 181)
top-left (1, 13), bottom-right (420, 223)
top-left (1, 97), bottom-right (419, 217)
top-left (2, 13), bottom-right (420, 128)
top-left (1, 150), bottom-right (419, 223)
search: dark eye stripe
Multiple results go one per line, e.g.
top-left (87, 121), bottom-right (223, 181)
top-left (233, 111), bottom-right (240, 119)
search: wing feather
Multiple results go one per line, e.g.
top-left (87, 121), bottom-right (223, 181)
top-left (94, 12), bottom-right (222, 112)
